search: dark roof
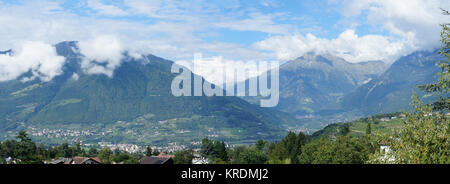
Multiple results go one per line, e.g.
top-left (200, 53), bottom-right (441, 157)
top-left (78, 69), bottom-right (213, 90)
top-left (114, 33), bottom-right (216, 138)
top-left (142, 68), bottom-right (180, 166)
top-left (64, 157), bottom-right (102, 164)
top-left (139, 156), bottom-right (173, 164)
top-left (49, 157), bottom-right (71, 164)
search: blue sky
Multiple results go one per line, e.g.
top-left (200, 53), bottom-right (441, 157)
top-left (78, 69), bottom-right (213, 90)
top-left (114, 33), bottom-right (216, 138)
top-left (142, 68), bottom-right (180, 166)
top-left (0, 0), bottom-right (449, 83)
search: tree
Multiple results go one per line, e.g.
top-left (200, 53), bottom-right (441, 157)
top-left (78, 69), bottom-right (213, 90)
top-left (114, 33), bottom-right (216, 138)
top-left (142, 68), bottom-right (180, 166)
top-left (145, 146), bottom-right (153, 156)
top-left (200, 138), bottom-right (214, 158)
top-left (331, 136), bottom-right (374, 164)
top-left (36, 144), bottom-right (47, 160)
top-left (419, 9), bottom-right (450, 111)
top-left (14, 131), bottom-right (40, 164)
top-left (366, 122), bottom-right (372, 135)
top-left (340, 124), bottom-right (350, 136)
top-left (238, 148), bottom-right (268, 164)
top-left (55, 143), bottom-right (72, 158)
top-left (213, 141), bottom-right (228, 162)
top-left (369, 97), bottom-right (450, 164)
top-left (98, 147), bottom-right (112, 164)
top-left (255, 139), bottom-right (266, 151)
top-left (174, 150), bottom-right (194, 164)
top-left (268, 142), bottom-right (289, 164)
top-left (298, 136), bottom-right (333, 164)
top-left (299, 135), bottom-right (375, 164)
top-left (144, 146), bottom-right (160, 156)
top-left (266, 132), bottom-right (308, 164)
top-left (229, 146), bottom-right (247, 164)
top-left (112, 152), bottom-right (138, 164)
top-left (88, 147), bottom-right (98, 157)
top-left (2, 140), bottom-right (16, 159)
top-left (283, 132), bottom-right (308, 164)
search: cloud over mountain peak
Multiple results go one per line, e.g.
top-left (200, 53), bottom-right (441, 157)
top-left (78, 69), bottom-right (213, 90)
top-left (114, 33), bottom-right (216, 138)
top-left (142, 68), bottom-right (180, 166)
top-left (0, 41), bottom-right (66, 82)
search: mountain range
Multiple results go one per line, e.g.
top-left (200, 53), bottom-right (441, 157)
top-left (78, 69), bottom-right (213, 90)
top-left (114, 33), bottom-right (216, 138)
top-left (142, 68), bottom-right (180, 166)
top-left (341, 50), bottom-right (442, 114)
top-left (0, 41), bottom-right (443, 144)
top-left (241, 50), bottom-right (442, 130)
top-left (274, 53), bottom-right (387, 116)
top-left (0, 41), bottom-right (297, 145)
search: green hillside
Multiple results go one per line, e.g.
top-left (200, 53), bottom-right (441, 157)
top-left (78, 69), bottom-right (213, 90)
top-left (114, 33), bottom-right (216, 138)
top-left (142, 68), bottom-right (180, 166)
top-left (311, 112), bottom-right (404, 139)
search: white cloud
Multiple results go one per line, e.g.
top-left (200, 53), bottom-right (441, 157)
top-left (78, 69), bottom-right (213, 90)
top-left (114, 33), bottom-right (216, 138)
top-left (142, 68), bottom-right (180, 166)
top-left (78, 35), bottom-right (125, 77)
top-left (0, 41), bottom-right (66, 82)
top-left (87, 0), bottom-right (128, 16)
top-left (256, 0), bottom-right (450, 63)
top-left (339, 0), bottom-right (449, 50)
top-left (214, 12), bottom-right (292, 34)
top-left (254, 0), bottom-right (448, 63)
top-left (123, 0), bottom-right (167, 18)
top-left (255, 30), bottom-right (407, 63)
top-left (0, 0), bottom-right (446, 83)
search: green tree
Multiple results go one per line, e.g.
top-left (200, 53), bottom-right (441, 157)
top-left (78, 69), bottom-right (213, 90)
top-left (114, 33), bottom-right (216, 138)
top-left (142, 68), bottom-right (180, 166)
top-left (72, 142), bottom-right (83, 157)
top-left (36, 144), bottom-right (47, 160)
top-left (112, 152), bottom-right (139, 164)
top-left (283, 132), bottom-right (308, 164)
top-left (266, 132), bottom-right (308, 164)
top-left (213, 141), bottom-right (228, 162)
top-left (298, 136), bottom-right (333, 164)
top-left (88, 147), bottom-right (98, 157)
top-left (255, 139), bottom-right (266, 151)
top-left (173, 150), bottom-right (194, 164)
top-left (229, 146), bottom-right (247, 164)
top-left (98, 147), bottom-right (112, 164)
top-left (145, 146), bottom-right (153, 156)
top-left (340, 124), bottom-right (350, 136)
top-left (200, 138), bottom-right (214, 158)
top-left (238, 148), bottom-right (268, 164)
top-left (14, 131), bottom-right (40, 164)
top-left (299, 136), bottom-right (374, 164)
top-left (268, 142), bottom-right (289, 164)
top-left (419, 9), bottom-right (450, 111)
top-left (2, 140), bottom-right (16, 159)
top-left (366, 122), bottom-right (372, 135)
top-left (369, 97), bottom-right (450, 164)
top-left (0, 142), bottom-right (3, 164)
top-left (56, 143), bottom-right (72, 158)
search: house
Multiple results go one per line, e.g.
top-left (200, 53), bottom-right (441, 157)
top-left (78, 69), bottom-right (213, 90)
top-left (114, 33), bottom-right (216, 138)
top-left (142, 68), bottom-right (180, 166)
top-left (192, 157), bottom-right (209, 164)
top-left (379, 117), bottom-right (391, 122)
top-left (48, 157), bottom-right (71, 164)
top-left (139, 156), bottom-right (173, 164)
top-left (139, 153), bottom-right (175, 164)
top-left (5, 157), bottom-right (20, 164)
top-left (378, 145), bottom-right (395, 162)
top-left (156, 152), bottom-right (175, 159)
top-left (191, 153), bottom-right (209, 164)
top-left (64, 157), bottom-right (103, 164)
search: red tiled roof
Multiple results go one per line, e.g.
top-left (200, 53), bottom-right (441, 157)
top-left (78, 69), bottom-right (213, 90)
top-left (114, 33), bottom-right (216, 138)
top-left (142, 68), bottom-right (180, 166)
top-left (157, 152), bottom-right (175, 159)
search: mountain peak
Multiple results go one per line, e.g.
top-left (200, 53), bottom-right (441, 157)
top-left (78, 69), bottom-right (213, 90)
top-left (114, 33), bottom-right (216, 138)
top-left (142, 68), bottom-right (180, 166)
top-left (55, 41), bottom-right (79, 58)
